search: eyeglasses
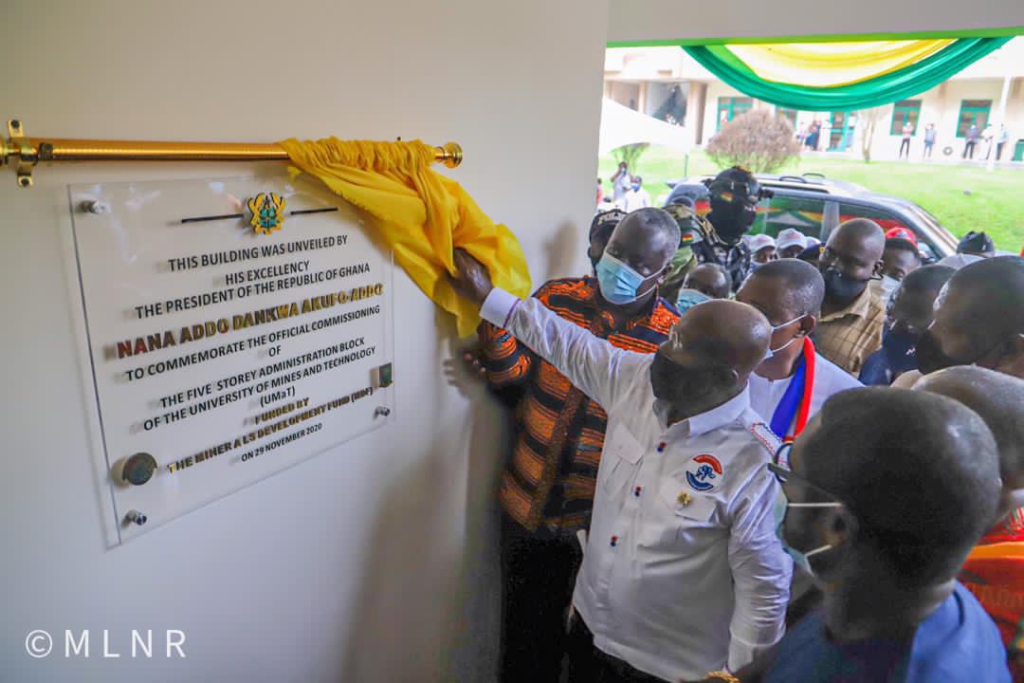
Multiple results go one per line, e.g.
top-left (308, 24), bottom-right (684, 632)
top-left (768, 443), bottom-right (847, 507)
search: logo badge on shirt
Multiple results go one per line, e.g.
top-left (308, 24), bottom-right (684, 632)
top-left (684, 454), bottom-right (723, 492)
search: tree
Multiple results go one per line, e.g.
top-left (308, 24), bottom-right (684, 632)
top-left (858, 107), bottom-right (887, 163)
top-left (611, 143), bottom-right (650, 171)
top-left (706, 109), bottom-right (802, 173)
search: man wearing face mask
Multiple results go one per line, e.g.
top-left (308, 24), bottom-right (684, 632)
top-left (476, 207), bottom-right (680, 683)
top-left (912, 256), bottom-right (1024, 381)
top-left (451, 244), bottom-right (790, 682)
top-left (859, 265), bottom-right (954, 386)
top-left (751, 389), bottom-right (1009, 682)
top-left (915, 366), bottom-right (1024, 681)
top-left (736, 260), bottom-right (861, 443)
top-left (691, 167), bottom-right (772, 293)
top-left (814, 219), bottom-right (887, 376)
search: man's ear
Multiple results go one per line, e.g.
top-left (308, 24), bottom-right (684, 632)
top-left (995, 333), bottom-right (1024, 376)
top-left (871, 259), bottom-right (884, 279)
top-left (796, 314), bottom-right (817, 338)
top-left (823, 507), bottom-right (855, 550)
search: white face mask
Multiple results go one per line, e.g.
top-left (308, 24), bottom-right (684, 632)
top-left (764, 314), bottom-right (807, 361)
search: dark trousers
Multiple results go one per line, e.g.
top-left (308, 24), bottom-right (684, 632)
top-left (964, 141), bottom-right (976, 159)
top-left (566, 614), bottom-right (667, 683)
top-left (499, 516), bottom-right (583, 683)
top-left (924, 141), bottom-right (934, 158)
top-left (899, 138), bottom-right (911, 158)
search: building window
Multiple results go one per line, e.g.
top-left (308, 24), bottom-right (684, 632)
top-left (717, 97), bottom-right (753, 129)
top-left (777, 108), bottom-right (798, 129)
top-left (957, 100), bottom-right (992, 138)
top-left (828, 111), bottom-right (854, 151)
top-left (890, 100), bottom-right (922, 135)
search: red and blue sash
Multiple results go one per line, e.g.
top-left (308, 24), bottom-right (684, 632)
top-left (769, 337), bottom-right (816, 442)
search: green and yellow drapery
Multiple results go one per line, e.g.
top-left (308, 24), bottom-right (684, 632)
top-left (685, 37), bottom-right (1012, 111)
top-left (279, 138), bottom-right (531, 337)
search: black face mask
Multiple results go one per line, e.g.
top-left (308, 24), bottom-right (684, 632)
top-left (821, 268), bottom-right (869, 303)
top-left (649, 349), bottom-right (733, 408)
top-left (707, 199), bottom-right (757, 246)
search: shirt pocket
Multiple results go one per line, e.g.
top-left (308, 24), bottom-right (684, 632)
top-left (601, 422), bottom-right (643, 499)
top-left (638, 468), bottom-right (720, 552)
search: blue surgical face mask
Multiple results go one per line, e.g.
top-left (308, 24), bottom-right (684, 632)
top-left (675, 288), bottom-right (710, 314)
top-left (632, 183), bottom-right (641, 192)
top-left (772, 483), bottom-right (840, 578)
top-left (763, 314), bottom-right (807, 361)
top-left (596, 252), bottom-right (656, 305)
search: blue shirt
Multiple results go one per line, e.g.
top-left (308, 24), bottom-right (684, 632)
top-left (764, 582), bottom-right (1010, 683)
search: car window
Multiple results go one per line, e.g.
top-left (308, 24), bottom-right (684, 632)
top-left (837, 202), bottom-right (938, 263)
top-left (751, 194), bottom-right (828, 239)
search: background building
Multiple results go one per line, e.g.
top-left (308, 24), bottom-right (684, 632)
top-left (605, 39), bottom-right (1024, 162)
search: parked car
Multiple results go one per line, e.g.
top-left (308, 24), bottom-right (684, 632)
top-left (664, 173), bottom-right (958, 263)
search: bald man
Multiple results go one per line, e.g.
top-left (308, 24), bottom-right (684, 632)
top-left (452, 244), bottom-right (790, 682)
top-left (915, 256), bottom-right (1024, 379)
top-left (758, 389), bottom-right (1009, 682)
top-left (736, 260), bottom-right (861, 442)
top-left (915, 367), bottom-right (1024, 679)
top-left (815, 219), bottom-right (887, 376)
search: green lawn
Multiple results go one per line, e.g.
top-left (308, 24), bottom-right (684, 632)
top-left (598, 148), bottom-right (1024, 251)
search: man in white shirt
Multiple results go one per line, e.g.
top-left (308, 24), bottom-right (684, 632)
top-left (623, 175), bottom-right (652, 212)
top-left (736, 259), bottom-right (862, 441)
top-left (450, 234), bottom-right (790, 682)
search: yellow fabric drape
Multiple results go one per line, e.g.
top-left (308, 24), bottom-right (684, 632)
top-left (278, 138), bottom-right (531, 337)
top-left (728, 39), bottom-right (955, 87)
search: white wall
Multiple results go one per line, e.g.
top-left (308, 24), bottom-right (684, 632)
top-left (608, 0), bottom-right (1024, 44)
top-left (0, 1), bottom-right (609, 681)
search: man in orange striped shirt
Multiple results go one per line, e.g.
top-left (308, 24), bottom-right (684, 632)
top-left (482, 208), bottom-right (680, 682)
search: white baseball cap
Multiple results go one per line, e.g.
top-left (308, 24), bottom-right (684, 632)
top-left (776, 228), bottom-right (807, 253)
top-left (749, 233), bottom-right (776, 253)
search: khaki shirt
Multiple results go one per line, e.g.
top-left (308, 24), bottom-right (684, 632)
top-left (815, 287), bottom-right (887, 376)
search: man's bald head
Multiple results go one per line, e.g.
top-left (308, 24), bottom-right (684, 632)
top-left (684, 263), bottom-right (732, 300)
top-left (817, 220), bottom-right (885, 306)
top-left (606, 208), bottom-right (682, 276)
top-left (668, 299), bottom-right (771, 377)
top-left (794, 388), bottom-right (1000, 588)
top-left (922, 256), bottom-right (1024, 378)
top-left (740, 258), bottom-right (825, 320)
top-left (916, 366), bottom-right (1024, 513)
top-left (827, 219), bottom-right (885, 260)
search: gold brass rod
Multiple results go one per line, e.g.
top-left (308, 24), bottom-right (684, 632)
top-left (4, 138), bottom-right (463, 167)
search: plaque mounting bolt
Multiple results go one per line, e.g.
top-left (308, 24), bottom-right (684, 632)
top-left (374, 406), bottom-right (391, 418)
top-left (125, 510), bottom-right (148, 526)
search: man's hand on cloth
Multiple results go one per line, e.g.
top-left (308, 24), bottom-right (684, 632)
top-left (449, 248), bottom-right (494, 307)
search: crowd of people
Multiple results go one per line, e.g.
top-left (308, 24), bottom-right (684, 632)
top-left (454, 165), bottom-right (1022, 682)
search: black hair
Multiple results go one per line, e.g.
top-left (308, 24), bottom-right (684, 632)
top-left (898, 264), bottom-right (954, 295)
top-left (884, 238), bottom-right (922, 263)
top-left (803, 388), bottom-right (1000, 588)
top-left (745, 258), bottom-right (825, 315)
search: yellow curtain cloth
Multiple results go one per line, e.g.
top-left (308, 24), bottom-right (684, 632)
top-left (728, 39), bottom-right (954, 87)
top-left (278, 138), bottom-right (531, 337)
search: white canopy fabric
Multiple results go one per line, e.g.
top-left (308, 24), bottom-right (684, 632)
top-left (598, 98), bottom-right (691, 155)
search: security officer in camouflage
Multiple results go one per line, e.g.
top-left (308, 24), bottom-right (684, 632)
top-left (666, 166), bottom-right (772, 293)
